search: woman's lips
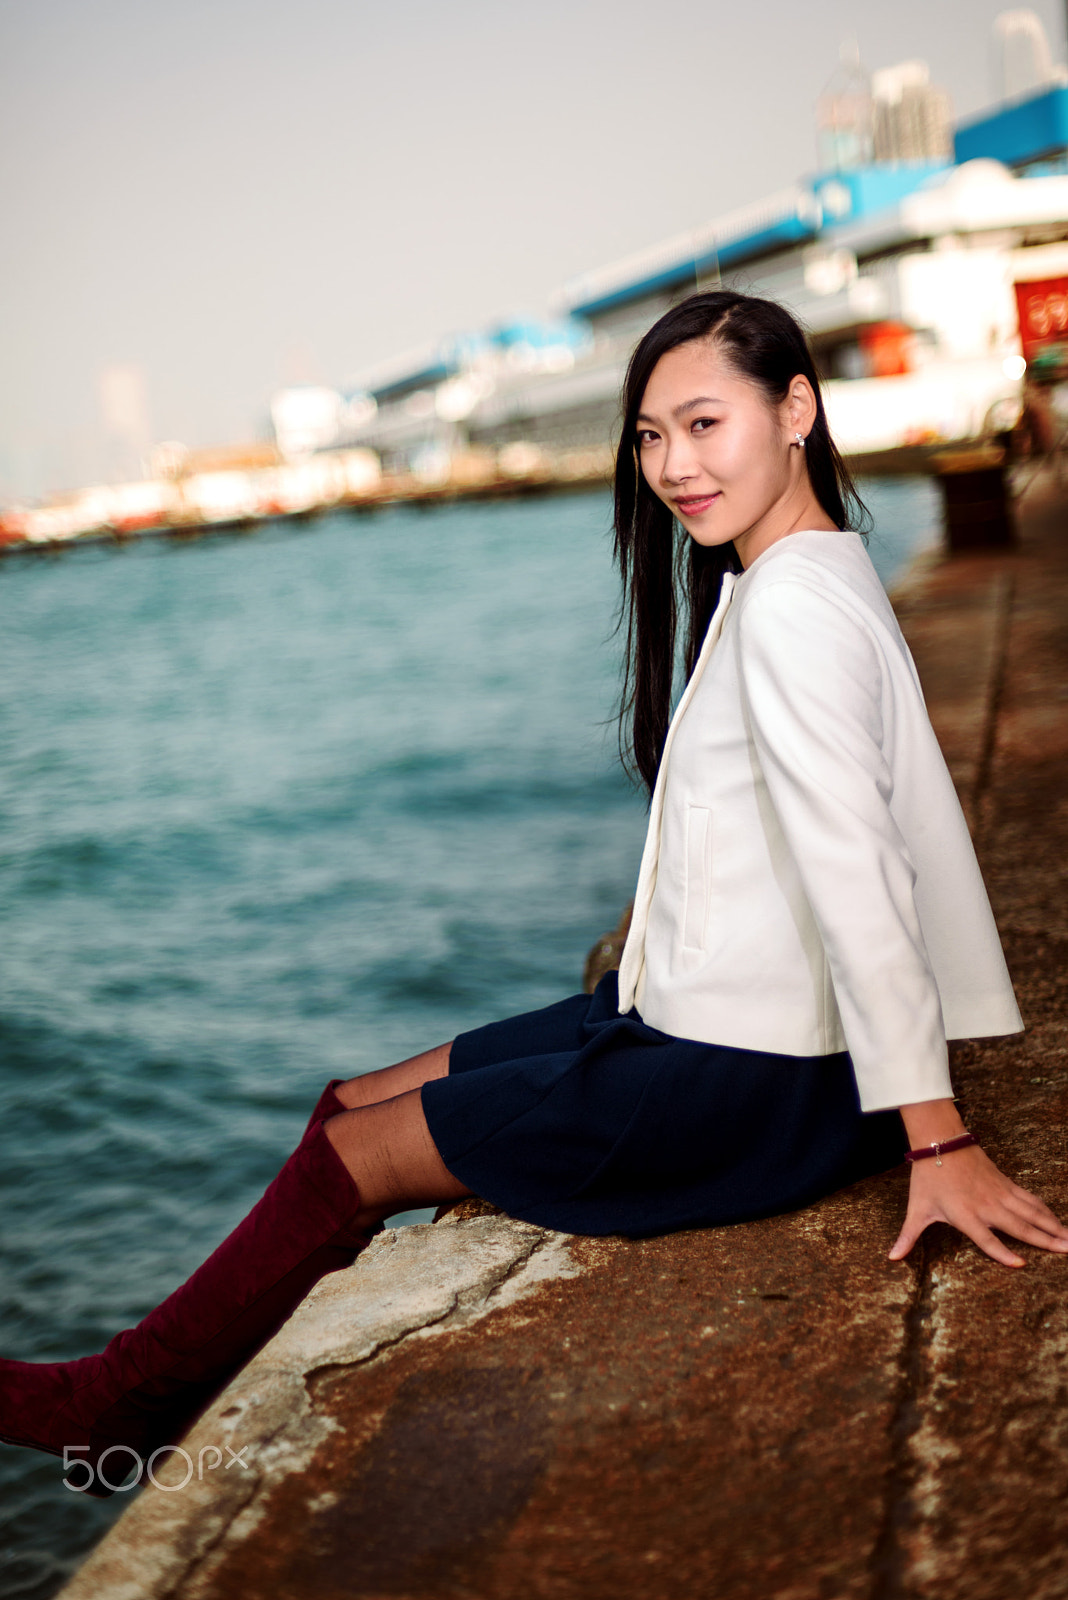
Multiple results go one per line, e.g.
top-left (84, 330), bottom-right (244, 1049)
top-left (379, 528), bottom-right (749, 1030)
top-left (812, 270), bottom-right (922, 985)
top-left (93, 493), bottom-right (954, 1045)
top-left (674, 493), bottom-right (720, 515)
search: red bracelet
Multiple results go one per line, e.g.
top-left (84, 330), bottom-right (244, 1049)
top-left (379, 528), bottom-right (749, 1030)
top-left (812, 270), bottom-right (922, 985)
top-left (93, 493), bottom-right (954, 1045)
top-left (904, 1133), bottom-right (978, 1167)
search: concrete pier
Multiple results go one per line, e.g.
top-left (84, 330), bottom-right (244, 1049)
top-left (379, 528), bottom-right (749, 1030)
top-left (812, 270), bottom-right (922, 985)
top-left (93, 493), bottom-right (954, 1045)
top-left (58, 470), bottom-right (1068, 1600)
top-left (0, 439), bottom-right (1025, 557)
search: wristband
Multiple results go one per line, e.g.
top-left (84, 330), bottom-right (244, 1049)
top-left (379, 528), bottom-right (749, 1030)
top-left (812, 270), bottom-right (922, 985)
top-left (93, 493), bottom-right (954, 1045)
top-left (904, 1133), bottom-right (978, 1167)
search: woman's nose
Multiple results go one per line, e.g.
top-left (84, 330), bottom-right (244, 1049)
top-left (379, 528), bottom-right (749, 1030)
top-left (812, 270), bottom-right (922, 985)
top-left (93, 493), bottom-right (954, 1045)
top-left (661, 433), bottom-right (698, 486)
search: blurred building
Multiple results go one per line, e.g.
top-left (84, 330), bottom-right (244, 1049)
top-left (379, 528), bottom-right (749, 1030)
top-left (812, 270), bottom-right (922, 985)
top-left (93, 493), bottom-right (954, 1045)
top-left (288, 320), bottom-right (594, 478)
top-left (816, 41), bottom-right (875, 172)
top-left (872, 62), bottom-right (953, 163)
top-left (958, 11), bottom-right (1068, 178)
top-left (271, 387), bottom-right (344, 458)
top-left (99, 363), bottom-right (151, 482)
top-left (266, 30), bottom-right (1068, 476)
top-left (994, 8), bottom-right (1066, 101)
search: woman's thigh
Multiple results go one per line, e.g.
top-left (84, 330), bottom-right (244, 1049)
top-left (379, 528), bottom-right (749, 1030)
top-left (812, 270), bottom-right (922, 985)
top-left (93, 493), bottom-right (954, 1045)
top-left (334, 1043), bottom-right (453, 1110)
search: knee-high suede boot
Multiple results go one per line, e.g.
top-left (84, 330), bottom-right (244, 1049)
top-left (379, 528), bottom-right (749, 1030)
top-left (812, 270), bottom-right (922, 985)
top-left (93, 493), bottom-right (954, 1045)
top-left (302, 1078), bottom-right (346, 1137)
top-left (0, 1113), bottom-right (374, 1498)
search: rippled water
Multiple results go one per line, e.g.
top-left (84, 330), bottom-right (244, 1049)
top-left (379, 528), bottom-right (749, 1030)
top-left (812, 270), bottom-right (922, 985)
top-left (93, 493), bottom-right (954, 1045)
top-left (0, 478), bottom-right (938, 1596)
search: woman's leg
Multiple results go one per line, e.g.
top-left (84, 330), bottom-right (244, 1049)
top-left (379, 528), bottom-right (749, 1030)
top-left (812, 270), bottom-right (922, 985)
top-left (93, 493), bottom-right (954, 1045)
top-left (334, 1042), bottom-right (453, 1110)
top-left (324, 1087), bottom-right (472, 1229)
top-left (0, 1074), bottom-right (469, 1493)
top-left (299, 1044), bottom-right (452, 1137)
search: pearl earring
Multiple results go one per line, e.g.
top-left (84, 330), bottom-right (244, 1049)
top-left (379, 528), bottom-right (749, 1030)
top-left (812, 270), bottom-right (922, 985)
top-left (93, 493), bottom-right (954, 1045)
top-left (794, 432), bottom-right (806, 448)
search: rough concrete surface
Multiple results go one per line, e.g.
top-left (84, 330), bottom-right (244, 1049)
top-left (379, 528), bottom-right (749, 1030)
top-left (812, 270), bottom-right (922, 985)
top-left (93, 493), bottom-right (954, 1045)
top-left (58, 473), bottom-right (1068, 1600)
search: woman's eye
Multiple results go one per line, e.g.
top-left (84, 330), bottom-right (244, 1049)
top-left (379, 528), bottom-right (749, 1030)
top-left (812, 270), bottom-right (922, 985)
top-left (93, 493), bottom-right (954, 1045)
top-left (692, 417), bottom-right (717, 434)
top-left (636, 429), bottom-right (659, 447)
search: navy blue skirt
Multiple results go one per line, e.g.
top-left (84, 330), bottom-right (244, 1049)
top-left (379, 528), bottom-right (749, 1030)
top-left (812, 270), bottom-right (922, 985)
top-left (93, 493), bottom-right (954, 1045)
top-left (421, 971), bottom-right (905, 1238)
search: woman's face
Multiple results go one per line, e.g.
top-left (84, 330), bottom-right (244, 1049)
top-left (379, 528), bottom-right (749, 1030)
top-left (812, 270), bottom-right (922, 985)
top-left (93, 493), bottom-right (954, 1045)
top-left (636, 339), bottom-right (824, 567)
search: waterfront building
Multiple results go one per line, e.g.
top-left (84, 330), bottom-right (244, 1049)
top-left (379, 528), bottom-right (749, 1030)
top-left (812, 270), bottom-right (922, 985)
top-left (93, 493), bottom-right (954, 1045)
top-left (269, 38), bottom-right (1068, 478)
top-left (552, 156), bottom-right (1068, 458)
top-left (340, 321), bottom-right (590, 478)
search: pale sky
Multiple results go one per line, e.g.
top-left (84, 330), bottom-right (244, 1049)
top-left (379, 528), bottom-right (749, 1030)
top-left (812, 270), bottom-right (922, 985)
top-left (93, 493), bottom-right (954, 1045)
top-left (2, 0), bottom-right (1066, 500)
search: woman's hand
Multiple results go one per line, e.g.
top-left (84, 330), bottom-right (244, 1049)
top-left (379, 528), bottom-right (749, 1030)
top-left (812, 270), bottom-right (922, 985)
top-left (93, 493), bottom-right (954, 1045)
top-left (889, 1142), bottom-right (1068, 1267)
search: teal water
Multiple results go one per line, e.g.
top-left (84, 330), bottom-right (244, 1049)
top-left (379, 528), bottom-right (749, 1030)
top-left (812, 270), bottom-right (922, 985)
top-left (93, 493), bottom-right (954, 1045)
top-left (0, 479), bottom-right (938, 1596)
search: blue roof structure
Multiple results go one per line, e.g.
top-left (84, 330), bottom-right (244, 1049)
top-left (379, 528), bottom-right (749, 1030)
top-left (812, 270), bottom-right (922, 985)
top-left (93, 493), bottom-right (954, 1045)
top-left (810, 162), bottom-right (950, 226)
top-left (567, 211), bottom-right (820, 320)
top-left (955, 85), bottom-right (1068, 168)
top-left (560, 188), bottom-right (824, 320)
top-left (370, 361), bottom-right (458, 405)
top-left (353, 86), bottom-right (1068, 409)
top-left (489, 317), bottom-right (588, 352)
top-left (561, 162), bottom-right (952, 321)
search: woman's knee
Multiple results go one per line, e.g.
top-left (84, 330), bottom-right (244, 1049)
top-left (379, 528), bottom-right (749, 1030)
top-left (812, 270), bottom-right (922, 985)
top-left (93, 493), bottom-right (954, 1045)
top-left (335, 1042), bottom-right (453, 1110)
top-left (324, 1089), bottom-right (470, 1222)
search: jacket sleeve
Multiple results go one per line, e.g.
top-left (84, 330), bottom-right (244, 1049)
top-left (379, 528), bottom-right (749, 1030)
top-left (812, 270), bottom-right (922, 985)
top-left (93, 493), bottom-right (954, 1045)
top-left (734, 576), bottom-right (953, 1113)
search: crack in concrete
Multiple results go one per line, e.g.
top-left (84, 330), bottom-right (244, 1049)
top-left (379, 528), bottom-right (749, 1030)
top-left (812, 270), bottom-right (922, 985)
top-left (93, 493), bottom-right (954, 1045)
top-left (865, 567), bottom-right (1017, 1599)
top-left (166, 1230), bottom-right (564, 1594)
top-left (57, 1221), bottom-right (581, 1599)
top-left (303, 1290), bottom-right (463, 1401)
top-left (971, 570), bottom-right (1015, 842)
top-left (869, 1240), bottom-right (940, 1600)
top-left (480, 1232), bottom-right (546, 1305)
top-left (142, 1293), bottom-right (471, 1600)
top-left (154, 1457), bottom-right (268, 1600)
top-left (300, 1230), bottom-right (552, 1399)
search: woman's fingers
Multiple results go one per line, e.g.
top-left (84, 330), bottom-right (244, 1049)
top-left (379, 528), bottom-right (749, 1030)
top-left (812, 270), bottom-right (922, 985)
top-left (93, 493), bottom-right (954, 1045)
top-left (891, 1147), bottom-right (1068, 1267)
top-left (991, 1189), bottom-right (1068, 1250)
top-left (999, 1215), bottom-right (1068, 1251)
top-left (1007, 1208), bottom-right (1068, 1246)
top-left (889, 1205), bottom-right (1034, 1267)
top-left (1005, 1189), bottom-right (1068, 1241)
top-left (887, 1211), bottom-right (932, 1260)
top-left (962, 1221), bottom-right (1026, 1269)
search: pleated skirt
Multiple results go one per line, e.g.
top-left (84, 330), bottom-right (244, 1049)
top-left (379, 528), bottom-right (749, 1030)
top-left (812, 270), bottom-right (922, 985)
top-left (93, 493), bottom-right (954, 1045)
top-left (420, 971), bottom-right (905, 1237)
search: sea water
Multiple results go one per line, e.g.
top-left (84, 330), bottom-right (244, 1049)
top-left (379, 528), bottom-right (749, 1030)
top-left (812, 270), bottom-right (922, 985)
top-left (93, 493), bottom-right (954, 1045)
top-left (0, 478), bottom-right (938, 1597)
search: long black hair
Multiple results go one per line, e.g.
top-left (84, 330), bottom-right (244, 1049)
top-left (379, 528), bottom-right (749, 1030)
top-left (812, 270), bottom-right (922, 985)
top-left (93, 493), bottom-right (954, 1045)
top-left (613, 290), bottom-right (868, 796)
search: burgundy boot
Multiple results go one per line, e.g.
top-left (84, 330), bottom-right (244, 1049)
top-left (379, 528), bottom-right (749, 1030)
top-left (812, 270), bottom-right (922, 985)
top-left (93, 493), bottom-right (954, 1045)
top-left (301, 1078), bottom-right (346, 1139)
top-left (0, 1117), bottom-right (374, 1498)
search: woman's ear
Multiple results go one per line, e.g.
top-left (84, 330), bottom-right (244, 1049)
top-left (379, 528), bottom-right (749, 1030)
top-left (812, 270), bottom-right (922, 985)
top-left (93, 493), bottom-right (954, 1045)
top-left (784, 376), bottom-right (819, 442)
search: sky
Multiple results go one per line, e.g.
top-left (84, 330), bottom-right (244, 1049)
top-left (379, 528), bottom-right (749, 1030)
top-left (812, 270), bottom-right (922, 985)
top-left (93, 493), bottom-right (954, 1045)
top-left (2, 0), bottom-right (1066, 500)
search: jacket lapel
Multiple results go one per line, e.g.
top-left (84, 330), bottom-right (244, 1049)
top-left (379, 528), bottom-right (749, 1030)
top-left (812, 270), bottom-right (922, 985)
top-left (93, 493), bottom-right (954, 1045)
top-left (617, 574), bottom-right (737, 1009)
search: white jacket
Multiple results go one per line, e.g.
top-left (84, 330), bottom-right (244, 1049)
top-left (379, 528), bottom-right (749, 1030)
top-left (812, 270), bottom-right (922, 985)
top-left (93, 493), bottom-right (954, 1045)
top-left (616, 529), bottom-right (1023, 1113)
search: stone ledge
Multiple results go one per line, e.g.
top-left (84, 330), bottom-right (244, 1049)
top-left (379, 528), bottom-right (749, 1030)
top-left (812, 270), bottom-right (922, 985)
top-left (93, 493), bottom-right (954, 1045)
top-left (58, 473), bottom-right (1068, 1600)
top-left (58, 1214), bottom-right (581, 1600)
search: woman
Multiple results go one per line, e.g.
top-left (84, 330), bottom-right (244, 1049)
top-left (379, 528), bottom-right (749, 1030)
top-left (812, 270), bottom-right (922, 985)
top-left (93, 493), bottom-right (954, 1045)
top-left (3, 291), bottom-right (1066, 1497)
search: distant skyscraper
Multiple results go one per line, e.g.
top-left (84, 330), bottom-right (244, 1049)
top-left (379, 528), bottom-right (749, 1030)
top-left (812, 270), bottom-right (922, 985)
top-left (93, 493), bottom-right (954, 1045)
top-left (993, 9), bottom-right (1060, 100)
top-left (816, 40), bottom-right (874, 172)
top-left (99, 363), bottom-right (151, 481)
top-left (872, 61), bottom-right (953, 163)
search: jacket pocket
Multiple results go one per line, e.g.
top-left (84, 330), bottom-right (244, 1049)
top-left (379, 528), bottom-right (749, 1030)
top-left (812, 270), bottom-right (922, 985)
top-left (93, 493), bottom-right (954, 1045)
top-left (682, 805), bottom-right (712, 952)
